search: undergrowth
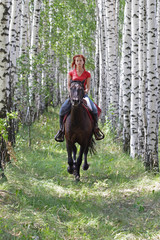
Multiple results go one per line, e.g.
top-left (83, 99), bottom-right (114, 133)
top-left (0, 107), bottom-right (160, 240)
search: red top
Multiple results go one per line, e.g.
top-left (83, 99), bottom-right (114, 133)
top-left (69, 69), bottom-right (91, 89)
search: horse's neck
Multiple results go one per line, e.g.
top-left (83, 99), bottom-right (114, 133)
top-left (70, 105), bottom-right (83, 124)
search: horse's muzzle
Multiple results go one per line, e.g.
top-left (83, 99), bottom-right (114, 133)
top-left (71, 98), bottom-right (80, 106)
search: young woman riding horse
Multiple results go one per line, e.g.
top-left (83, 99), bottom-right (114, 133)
top-left (55, 54), bottom-right (104, 142)
top-left (65, 80), bottom-right (95, 180)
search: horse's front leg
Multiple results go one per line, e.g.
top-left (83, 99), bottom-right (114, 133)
top-left (66, 142), bottom-right (74, 174)
top-left (75, 146), bottom-right (84, 181)
top-left (83, 146), bottom-right (89, 171)
top-left (72, 144), bottom-right (77, 175)
top-left (72, 144), bottom-right (77, 162)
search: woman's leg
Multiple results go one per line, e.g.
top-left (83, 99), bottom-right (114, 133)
top-left (83, 94), bottom-right (98, 115)
top-left (59, 99), bottom-right (71, 117)
top-left (84, 95), bottom-right (104, 140)
top-left (55, 99), bottom-right (71, 142)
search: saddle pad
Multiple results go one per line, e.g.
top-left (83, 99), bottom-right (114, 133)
top-left (94, 103), bottom-right (101, 117)
top-left (63, 103), bottom-right (102, 123)
top-left (82, 99), bottom-right (101, 118)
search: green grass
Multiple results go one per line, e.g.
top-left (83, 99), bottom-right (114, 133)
top-left (0, 108), bottom-right (160, 239)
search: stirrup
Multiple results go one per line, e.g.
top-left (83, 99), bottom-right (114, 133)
top-left (94, 128), bottom-right (104, 141)
top-left (55, 130), bottom-right (64, 142)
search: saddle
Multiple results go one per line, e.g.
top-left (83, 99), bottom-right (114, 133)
top-left (63, 99), bottom-right (101, 124)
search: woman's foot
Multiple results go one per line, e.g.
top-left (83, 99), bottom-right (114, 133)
top-left (94, 127), bottom-right (104, 140)
top-left (55, 130), bottom-right (64, 142)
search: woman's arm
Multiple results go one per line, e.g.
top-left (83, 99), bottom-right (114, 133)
top-left (84, 77), bottom-right (91, 94)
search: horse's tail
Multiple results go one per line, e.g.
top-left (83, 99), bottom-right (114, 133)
top-left (89, 137), bottom-right (96, 155)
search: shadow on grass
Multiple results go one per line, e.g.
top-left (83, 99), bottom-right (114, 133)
top-left (2, 160), bottom-right (160, 239)
top-left (1, 108), bottom-right (159, 239)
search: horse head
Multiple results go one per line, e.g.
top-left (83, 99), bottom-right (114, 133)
top-left (70, 80), bottom-right (85, 106)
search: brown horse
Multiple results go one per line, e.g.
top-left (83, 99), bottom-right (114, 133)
top-left (64, 80), bottom-right (95, 181)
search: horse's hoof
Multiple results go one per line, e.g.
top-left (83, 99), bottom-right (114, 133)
top-left (82, 163), bottom-right (89, 171)
top-left (73, 170), bottom-right (77, 176)
top-left (67, 166), bottom-right (73, 174)
top-left (75, 175), bottom-right (80, 181)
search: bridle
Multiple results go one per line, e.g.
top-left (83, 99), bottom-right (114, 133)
top-left (70, 80), bottom-right (85, 106)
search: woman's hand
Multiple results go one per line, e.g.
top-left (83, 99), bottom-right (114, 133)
top-left (85, 77), bottom-right (91, 94)
top-left (84, 89), bottom-right (89, 94)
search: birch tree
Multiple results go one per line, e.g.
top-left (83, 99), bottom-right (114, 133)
top-left (19, 0), bottom-right (29, 56)
top-left (106, 0), bottom-right (119, 128)
top-left (17, 0), bottom-right (30, 121)
top-left (7, 0), bottom-right (21, 144)
top-left (95, 0), bottom-right (119, 126)
top-left (130, 0), bottom-right (139, 158)
top-left (0, 2), bottom-right (8, 118)
top-left (0, 1), bottom-right (11, 170)
top-left (138, 0), bottom-right (147, 158)
top-left (94, 0), bottom-right (100, 105)
top-left (145, 0), bottom-right (159, 171)
top-left (157, 0), bottom-right (160, 119)
top-left (29, 0), bottom-right (41, 107)
top-left (98, 0), bottom-right (107, 124)
top-left (121, 0), bottom-right (131, 152)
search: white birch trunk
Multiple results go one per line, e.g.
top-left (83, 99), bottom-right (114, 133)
top-left (94, 0), bottom-right (100, 104)
top-left (146, 0), bottom-right (159, 171)
top-left (0, 2), bottom-right (7, 115)
top-left (9, 0), bottom-right (17, 80)
top-left (98, 0), bottom-right (107, 124)
top-left (0, 1), bottom-right (12, 165)
top-left (7, 0), bottom-right (21, 143)
top-left (121, 0), bottom-right (131, 152)
top-left (29, 0), bottom-right (41, 105)
top-left (106, 0), bottom-right (119, 128)
top-left (138, 0), bottom-right (146, 158)
top-left (18, 0), bottom-right (30, 119)
top-left (157, 0), bottom-right (160, 120)
top-left (0, 1), bottom-right (11, 116)
top-left (55, 58), bottom-right (61, 105)
top-left (47, 0), bottom-right (55, 107)
top-left (19, 0), bottom-right (29, 56)
top-left (130, 0), bottom-right (139, 158)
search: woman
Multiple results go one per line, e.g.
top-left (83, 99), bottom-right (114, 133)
top-left (55, 54), bottom-right (104, 142)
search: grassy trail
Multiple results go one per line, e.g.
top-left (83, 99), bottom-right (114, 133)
top-left (0, 108), bottom-right (160, 240)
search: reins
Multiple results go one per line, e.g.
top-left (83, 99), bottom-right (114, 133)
top-left (70, 80), bottom-right (86, 105)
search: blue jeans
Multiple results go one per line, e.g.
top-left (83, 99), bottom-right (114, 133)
top-left (59, 94), bottom-right (98, 116)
